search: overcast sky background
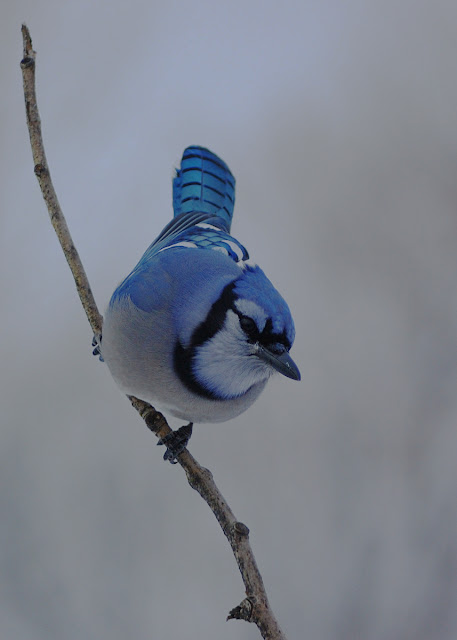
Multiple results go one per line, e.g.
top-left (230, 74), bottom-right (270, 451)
top-left (2, 1), bottom-right (457, 639)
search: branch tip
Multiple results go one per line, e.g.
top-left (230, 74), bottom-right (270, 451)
top-left (21, 24), bottom-right (35, 60)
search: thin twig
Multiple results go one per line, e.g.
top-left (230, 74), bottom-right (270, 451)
top-left (20, 25), bottom-right (102, 336)
top-left (20, 24), bottom-right (287, 640)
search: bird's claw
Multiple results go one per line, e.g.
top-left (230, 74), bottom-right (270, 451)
top-left (92, 334), bottom-right (104, 361)
top-left (157, 423), bottom-right (193, 464)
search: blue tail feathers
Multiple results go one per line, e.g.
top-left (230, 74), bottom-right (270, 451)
top-left (173, 146), bottom-right (235, 230)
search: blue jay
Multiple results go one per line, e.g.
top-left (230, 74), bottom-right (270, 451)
top-left (97, 146), bottom-right (300, 462)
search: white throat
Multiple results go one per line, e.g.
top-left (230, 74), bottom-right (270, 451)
top-left (192, 310), bottom-right (273, 399)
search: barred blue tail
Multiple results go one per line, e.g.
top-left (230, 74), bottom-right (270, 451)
top-left (173, 146), bottom-right (235, 231)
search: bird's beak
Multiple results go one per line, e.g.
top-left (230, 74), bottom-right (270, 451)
top-left (255, 343), bottom-right (301, 381)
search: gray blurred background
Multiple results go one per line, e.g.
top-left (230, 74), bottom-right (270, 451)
top-left (2, 1), bottom-right (457, 639)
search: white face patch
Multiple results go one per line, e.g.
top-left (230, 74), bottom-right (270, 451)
top-left (234, 299), bottom-right (267, 333)
top-left (193, 310), bottom-right (273, 399)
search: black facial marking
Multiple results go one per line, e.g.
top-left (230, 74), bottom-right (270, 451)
top-left (173, 281), bottom-right (237, 399)
top-left (231, 305), bottom-right (292, 352)
top-left (174, 341), bottom-right (220, 400)
top-left (173, 280), bottom-right (293, 399)
top-left (190, 282), bottom-right (237, 347)
top-left (239, 315), bottom-right (258, 342)
top-left (233, 311), bottom-right (291, 352)
top-left (258, 318), bottom-right (291, 351)
top-left (261, 318), bottom-right (273, 342)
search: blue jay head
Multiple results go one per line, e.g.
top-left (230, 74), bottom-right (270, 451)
top-left (174, 264), bottom-right (300, 401)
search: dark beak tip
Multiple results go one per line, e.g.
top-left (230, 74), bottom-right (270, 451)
top-left (287, 364), bottom-right (301, 381)
top-left (256, 343), bottom-right (301, 381)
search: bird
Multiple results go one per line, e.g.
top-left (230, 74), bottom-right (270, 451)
top-left (96, 146), bottom-right (300, 462)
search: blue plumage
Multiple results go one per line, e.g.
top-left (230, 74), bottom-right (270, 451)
top-left (172, 145), bottom-right (235, 227)
top-left (100, 146), bottom-right (300, 462)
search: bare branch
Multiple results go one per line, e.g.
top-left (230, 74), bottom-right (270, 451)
top-left (20, 24), bottom-right (287, 639)
top-left (20, 25), bottom-right (102, 335)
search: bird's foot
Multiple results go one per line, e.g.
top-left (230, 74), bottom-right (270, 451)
top-left (157, 423), bottom-right (193, 464)
top-left (92, 334), bottom-right (104, 361)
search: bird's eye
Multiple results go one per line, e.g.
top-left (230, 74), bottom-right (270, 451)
top-left (239, 315), bottom-right (258, 338)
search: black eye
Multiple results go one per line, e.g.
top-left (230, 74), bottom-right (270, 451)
top-left (239, 315), bottom-right (258, 338)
